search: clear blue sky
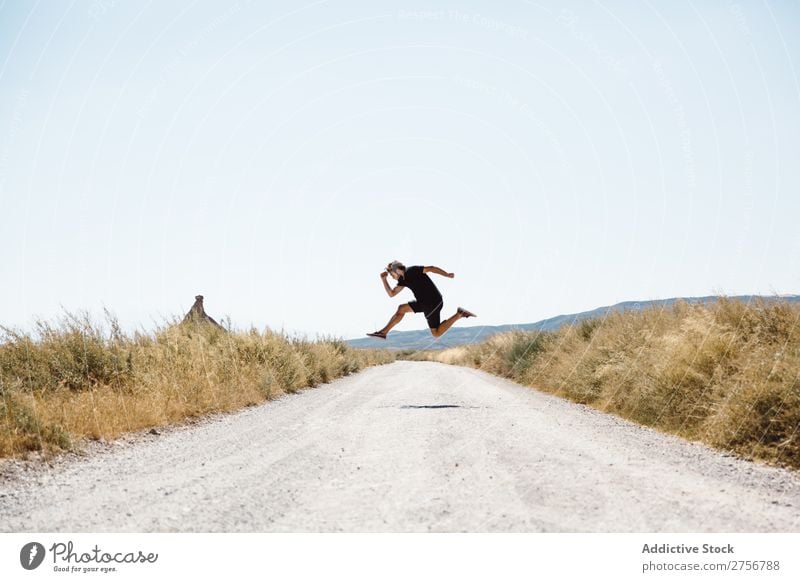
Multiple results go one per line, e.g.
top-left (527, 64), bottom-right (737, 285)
top-left (1, 0), bottom-right (798, 340)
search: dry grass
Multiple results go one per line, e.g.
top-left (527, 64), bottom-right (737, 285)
top-left (0, 310), bottom-right (394, 459)
top-left (426, 297), bottom-right (800, 469)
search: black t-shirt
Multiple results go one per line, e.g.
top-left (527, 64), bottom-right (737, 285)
top-left (397, 265), bottom-right (442, 305)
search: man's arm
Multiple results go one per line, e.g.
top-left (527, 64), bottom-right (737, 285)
top-left (381, 271), bottom-right (404, 297)
top-left (423, 266), bottom-right (454, 278)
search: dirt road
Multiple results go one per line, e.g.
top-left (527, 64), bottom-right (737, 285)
top-left (1, 361), bottom-right (798, 532)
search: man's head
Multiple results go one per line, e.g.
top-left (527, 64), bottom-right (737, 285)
top-left (386, 260), bottom-right (405, 280)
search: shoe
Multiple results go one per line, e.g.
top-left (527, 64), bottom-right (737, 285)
top-left (366, 331), bottom-right (387, 339)
top-left (457, 307), bottom-right (476, 318)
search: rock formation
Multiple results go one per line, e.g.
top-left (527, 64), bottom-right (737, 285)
top-left (181, 295), bottom-right (225, 330)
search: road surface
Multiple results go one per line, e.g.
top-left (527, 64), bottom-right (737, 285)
top-left (1, 361), bottom-right (798, 532)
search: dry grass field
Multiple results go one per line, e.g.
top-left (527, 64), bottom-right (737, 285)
top-left (422, 297), bottom-right (800, 469)
top-left (0, 311), bottom-right (394, 459)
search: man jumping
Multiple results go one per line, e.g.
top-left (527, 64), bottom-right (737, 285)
top-left (367, 260), bottom-right (476, 339)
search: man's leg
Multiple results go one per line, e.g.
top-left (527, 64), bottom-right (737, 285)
top-left (430, 311), bottom-right (463, 338)
top-left (378, 303), bottom-right (413, 334)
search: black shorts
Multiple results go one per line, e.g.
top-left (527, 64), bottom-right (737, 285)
top-left (409, 298), bottom-right (443, 329)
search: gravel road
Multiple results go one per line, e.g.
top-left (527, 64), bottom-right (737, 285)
top-left (1, 360), bottom-right (799, 532)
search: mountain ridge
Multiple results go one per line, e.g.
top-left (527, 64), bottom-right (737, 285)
top-left (346, 294), bottom-right (800, 351)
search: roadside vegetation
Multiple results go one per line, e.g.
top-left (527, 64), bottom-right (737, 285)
top-left (0, 311), bottom-right (394, 459)
top-left (420, 297), bottom-right (800, 470)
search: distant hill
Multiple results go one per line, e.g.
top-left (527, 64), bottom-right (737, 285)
top-left (345, 294), bottom-right (800, 351)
